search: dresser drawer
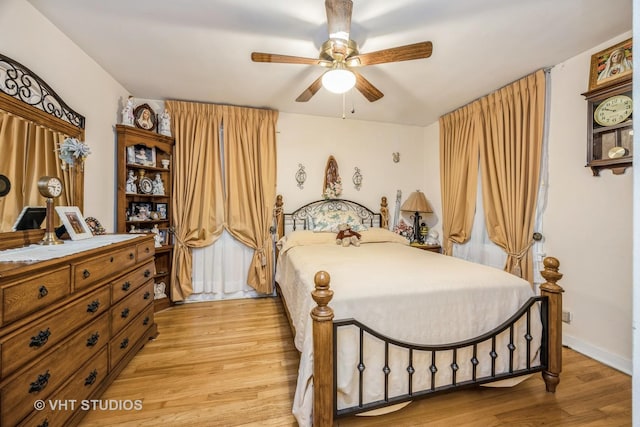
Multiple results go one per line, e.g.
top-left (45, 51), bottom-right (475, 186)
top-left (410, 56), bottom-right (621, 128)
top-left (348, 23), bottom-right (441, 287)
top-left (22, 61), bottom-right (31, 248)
top-left (111, 280), bottom-right (154, 336)
top-left (1, 314), bottom-right (109, 427)
top-left (19, 347), bottom-right (109, 427)
top-left (1, 266), bottom-right (71, 326)
top-left (110, 304), bottom-right (154, 370)
top-left (111, 260), bottom-right (154, 304)
top-left (73, 247), bottom-right (137, 290)
top-left (137, 239), bottom-right (155, 262)
top-left (1, 286), bottom-right (110, 378)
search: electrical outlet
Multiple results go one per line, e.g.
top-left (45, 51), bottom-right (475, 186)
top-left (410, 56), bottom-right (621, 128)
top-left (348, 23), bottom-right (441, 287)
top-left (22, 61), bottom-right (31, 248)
top-left (562, 310), bottom-right (572, 324)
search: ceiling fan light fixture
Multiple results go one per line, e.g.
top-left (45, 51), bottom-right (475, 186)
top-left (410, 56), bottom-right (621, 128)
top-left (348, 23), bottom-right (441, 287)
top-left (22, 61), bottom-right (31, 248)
top-left (322, 65), bottom-right (356, 94)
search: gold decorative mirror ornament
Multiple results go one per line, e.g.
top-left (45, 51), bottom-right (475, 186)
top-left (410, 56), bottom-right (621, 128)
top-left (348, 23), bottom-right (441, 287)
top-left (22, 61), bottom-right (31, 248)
top-left (37, 176), bottom-right (64, 245)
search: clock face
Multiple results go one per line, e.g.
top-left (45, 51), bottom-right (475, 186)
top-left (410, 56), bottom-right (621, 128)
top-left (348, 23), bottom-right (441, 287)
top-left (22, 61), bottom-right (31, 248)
top-left (38, 176), bottom-right (63, 198)
top-left (594, 95), bottom-right (632, 126)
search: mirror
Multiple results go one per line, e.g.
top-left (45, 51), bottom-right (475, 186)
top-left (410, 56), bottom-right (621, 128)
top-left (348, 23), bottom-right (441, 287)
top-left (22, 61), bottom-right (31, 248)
top-left (0, 53), bottom-right (85, 247)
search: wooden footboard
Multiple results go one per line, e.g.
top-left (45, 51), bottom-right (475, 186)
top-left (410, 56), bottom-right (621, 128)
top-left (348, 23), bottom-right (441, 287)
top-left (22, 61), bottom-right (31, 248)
top-left (310, 257), bottom-right (564, 427)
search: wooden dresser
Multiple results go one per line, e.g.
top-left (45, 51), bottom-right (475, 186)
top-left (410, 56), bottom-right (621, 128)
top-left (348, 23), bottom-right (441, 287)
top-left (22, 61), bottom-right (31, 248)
top-left (0, 235), bottom-right (157, 427)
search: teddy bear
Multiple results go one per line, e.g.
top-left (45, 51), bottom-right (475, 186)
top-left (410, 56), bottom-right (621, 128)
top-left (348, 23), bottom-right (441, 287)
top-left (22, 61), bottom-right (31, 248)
top-left (335, 223), bottom-right (361, 247)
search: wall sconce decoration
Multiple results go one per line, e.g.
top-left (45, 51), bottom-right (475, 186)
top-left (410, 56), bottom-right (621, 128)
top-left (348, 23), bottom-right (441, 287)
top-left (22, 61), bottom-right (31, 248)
top-left (392, 152), bottom-right (400, 163)
top-left (295, 164), bottom-right (306, 189)
top-left (352, 167), bottom-right (363, 191)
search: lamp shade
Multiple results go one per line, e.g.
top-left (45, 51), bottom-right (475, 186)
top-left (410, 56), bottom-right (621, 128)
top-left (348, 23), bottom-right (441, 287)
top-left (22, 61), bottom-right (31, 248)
top-left (401, 190), bottom-right (432, 213)
top-left (322, 63), bottom-right (356, 94)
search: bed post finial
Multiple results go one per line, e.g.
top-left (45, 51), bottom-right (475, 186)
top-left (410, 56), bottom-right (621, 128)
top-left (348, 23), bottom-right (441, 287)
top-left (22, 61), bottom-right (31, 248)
top-left (275, 194), bottom-right (284, 240)
top-left (539, 256), bottom-right (564, 393)
top-left (311, 271), bottom-right (334, 427)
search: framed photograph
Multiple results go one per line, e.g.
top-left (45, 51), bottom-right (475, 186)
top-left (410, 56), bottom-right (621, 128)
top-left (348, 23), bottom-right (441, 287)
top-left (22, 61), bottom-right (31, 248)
top-left (85, 216), bottom-right (106, 235)
top-left (133, 103), bottom-right (157, 131)
top-left (154, 202), bottom-right (168, 219)
top-left (127, 144), bottom-right (156, 167)
top-left (129, 202), bottom-right (153, 221)
top-left (158, 228), bottom-right (169, 245)
top-left (55, 206), bottom-right (93, 240)
top-left (588, 38), bottom-right (632, 91)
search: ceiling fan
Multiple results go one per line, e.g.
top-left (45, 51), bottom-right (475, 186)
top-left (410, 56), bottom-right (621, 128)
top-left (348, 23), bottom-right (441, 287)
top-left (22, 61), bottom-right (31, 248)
top-left (251, 0), bottom-right (433, 103)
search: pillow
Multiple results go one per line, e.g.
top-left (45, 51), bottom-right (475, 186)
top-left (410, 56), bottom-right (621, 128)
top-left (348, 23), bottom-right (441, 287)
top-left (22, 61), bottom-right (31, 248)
top-left (359, 228), bottom-right (410, 245)
top-left (310, 210), bottom-right (368, 233)
top-left (277, 230), bottom-right (337, 254)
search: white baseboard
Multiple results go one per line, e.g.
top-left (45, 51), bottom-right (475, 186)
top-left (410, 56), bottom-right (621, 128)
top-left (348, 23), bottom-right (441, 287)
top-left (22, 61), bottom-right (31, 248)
top-left (562, 333), bottom-right (631, 375)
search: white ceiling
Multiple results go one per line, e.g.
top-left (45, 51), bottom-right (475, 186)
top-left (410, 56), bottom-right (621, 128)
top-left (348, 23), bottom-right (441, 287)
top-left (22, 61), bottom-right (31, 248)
top-left (27, 0), bottom-right (632, 127)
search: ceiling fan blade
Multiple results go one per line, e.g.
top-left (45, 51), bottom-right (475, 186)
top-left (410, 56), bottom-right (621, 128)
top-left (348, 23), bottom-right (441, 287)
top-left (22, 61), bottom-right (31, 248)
top-left (353, 71), bottom-right (384, 102)
top-left (295, 76), bottom-right (324, 102)
top-left (348, 42), bottom-right (433, 67)
top-left (326, 0), bottom-right (352, 43)
top-left (251, 52), bottom-right (329, 66)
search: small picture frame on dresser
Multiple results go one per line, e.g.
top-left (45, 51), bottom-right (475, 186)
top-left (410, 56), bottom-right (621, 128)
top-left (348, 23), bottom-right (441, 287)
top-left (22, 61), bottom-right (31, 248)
top-left (55, 206), bottom-right (93, 240)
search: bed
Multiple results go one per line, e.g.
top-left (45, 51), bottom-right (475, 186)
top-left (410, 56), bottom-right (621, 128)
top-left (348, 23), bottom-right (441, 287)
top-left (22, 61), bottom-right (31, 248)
top-left (273, 196), bottom-right (564, 427)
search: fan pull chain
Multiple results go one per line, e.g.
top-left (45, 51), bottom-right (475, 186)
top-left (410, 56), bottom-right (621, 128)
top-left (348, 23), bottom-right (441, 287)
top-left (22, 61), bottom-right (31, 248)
top-left (342, 93), bottom-right (346, 119)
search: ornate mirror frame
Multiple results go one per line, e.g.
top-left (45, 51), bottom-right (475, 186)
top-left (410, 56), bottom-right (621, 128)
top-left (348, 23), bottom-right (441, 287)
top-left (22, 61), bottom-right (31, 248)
top-left (0, 53), bottom-right (86, 249)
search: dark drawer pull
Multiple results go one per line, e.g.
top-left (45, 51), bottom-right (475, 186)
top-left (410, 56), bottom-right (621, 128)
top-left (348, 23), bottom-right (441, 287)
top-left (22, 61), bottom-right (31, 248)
top-left (144, 269), bottom-right (152, 278)
top-left (110, 256), bottom-right (114, 262)
top-left (84, 369), bottom-right (98, 386)
top-left (145, 247), bottom-right (150, 253)
top-left (121, 307), bottom-right (130, 319)
top-left (82, 269), bottom-right (91, 279)
top-left (120, 338), bottom-right (129, 349)
top-left (29, 328), bottom-right (51, 348)
top-left (144, 291), bottom-right (151, 300)
top-left (38, 285), bottom-right (49, 298)
top-left (86, 332), bottom-right (100, 347)
top-left (122, 281), bottom-right (131, 291)
top-left (87, 300), bottom-right (100, 313)
top-left (37, 418), bottom-right (50, 427)
top-left (129, 252), bottom-right (135, 260)
top-left (29, 370), bottom-right (50, 393)
top-left (143, 316), bottom-right (150, 326)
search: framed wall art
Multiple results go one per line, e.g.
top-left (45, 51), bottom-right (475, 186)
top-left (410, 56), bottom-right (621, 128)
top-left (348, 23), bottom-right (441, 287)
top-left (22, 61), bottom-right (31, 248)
top-left (126, 144), bottom-right (156, 167)
top-left (55, 206), bottom-right (93, 240)
top-left (133, 103), bottom-right (157, 131)
top-left (588, 38), bottom-right (632, 92)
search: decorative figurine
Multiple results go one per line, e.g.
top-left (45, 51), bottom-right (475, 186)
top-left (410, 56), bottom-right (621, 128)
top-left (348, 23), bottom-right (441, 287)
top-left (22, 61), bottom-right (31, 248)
top-left (126, 170), bottom-right (137, 194)
top-left (154, 282), bottom-right (167, 299)
top-left (152, 173), bottom-right (165, 195)
top-left (122, 96), bottom-right (135, 126)
top-left (158, 109), bottom-right (172, 137)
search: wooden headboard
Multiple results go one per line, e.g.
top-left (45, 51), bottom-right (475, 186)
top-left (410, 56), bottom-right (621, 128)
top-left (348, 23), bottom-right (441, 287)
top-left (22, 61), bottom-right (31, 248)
top-left (274, 195), bottom-right (387, 240)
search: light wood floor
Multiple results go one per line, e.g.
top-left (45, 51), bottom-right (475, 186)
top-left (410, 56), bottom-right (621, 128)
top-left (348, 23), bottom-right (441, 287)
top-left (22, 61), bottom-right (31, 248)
top-left (79, 297), bottom-right (631, 427)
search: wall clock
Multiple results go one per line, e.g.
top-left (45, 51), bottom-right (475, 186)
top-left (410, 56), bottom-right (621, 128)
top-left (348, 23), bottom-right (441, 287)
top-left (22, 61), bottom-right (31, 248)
top-left (37, 175), bottom-right (64, 245)
top-left (593, 94), bottom-right (632, 126)
top-left (582, 78), bottom-right (632, 176)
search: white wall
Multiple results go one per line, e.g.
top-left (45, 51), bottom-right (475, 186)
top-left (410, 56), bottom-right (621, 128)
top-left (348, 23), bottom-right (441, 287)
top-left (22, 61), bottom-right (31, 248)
top-left (545, 32), bottom-right (633, 373)
top-left (0, 0), bottom-right (130, 232)
top-left (276, 113), bottom-right (426, 224)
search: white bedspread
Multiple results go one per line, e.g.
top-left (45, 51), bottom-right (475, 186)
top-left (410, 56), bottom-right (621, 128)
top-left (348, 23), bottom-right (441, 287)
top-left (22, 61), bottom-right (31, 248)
top-left (275, 230), bottom-right (540, 427)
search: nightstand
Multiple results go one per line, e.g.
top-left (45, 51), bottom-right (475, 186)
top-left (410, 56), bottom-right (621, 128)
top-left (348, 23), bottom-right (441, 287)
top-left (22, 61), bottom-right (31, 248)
top-left (410, 243), bottom-right (441, 253)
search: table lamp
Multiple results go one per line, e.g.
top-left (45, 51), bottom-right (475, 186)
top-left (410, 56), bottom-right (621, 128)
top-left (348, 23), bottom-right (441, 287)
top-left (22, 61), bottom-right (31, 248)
top-left (400, 190), bottom-right (433, 244)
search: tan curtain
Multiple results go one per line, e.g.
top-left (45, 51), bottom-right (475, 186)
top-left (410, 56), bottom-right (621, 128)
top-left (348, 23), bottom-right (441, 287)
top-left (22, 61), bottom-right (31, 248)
top-left (439, 104), bottom-right (481, 255)
top-left (223, 106), bottom-right (278, 293)
top-left (166, 101), bottom-right (225, 301)
top-left (479, 70), bottom-right (545, 282)
top-left (0, 111), bottom-right (69, 232)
